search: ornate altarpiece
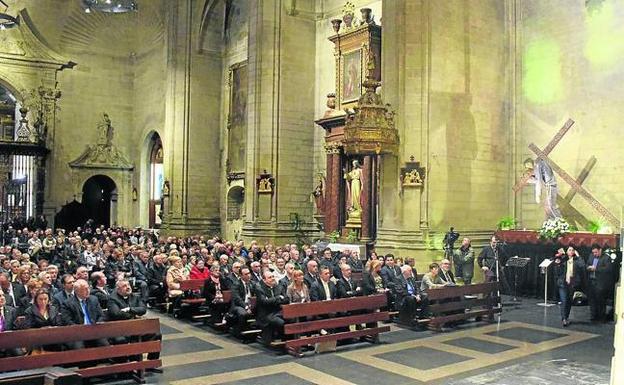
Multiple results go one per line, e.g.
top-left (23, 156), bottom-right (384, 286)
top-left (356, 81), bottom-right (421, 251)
top-left (315, 9), bottom-right (398, 244)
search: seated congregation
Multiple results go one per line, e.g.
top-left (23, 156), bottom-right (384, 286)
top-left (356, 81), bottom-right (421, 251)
top-left (0, 223), bottom-right (612, 380)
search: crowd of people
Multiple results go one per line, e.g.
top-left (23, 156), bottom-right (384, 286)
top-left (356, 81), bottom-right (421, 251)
top-left (0, 221), bottom-right (618, 359)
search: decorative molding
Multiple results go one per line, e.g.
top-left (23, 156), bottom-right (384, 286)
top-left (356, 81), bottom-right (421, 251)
top-left (69, 113), bottom-right (133, 171)
top-left (324, 141), bottom-right (342, 154)
top-left (0, 9), bottom-right (75, 70)
top-left (227, 171), bottom-right (245, 184)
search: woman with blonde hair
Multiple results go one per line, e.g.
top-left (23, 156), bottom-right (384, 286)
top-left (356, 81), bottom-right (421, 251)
top-left (362, 259), bottom-right (386, 295)
top-left (166, 256), bottom-right (188, 298)
top-left (287, 270), bottom-right (310, 303)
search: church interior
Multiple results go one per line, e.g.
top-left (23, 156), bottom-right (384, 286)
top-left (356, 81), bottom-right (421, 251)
top-left (0, 0), bottom-right (622, 384)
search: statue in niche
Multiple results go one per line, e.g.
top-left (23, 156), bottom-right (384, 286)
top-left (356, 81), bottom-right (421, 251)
top-left (97, 113), bottom-right (114, 147)
top-left (258, 177), bottom-right (272, 193)
top-left (402, 169), bottom-right (423, 186)
top-left (344, 160), bottom-right (363, 215)
top-left (523, 157), bottom-right (562, 220)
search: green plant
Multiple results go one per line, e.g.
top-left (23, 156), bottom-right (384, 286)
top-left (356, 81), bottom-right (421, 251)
top-left (587, 220), bottom-right (601, 234)
top-left (328, 230), bottom-right (340, 243)
top-left (497, 216), bottom-right (517, 230)
top-left (346, 229), bottom-right (359, 243)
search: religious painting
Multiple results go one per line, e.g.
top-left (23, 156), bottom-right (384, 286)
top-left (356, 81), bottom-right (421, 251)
top-left (227, 61), bottom-right (247, 173)
top-left (342, 50), bottom-right (362, 103)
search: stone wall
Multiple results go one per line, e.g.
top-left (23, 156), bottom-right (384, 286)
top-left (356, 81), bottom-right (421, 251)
top-left (376, 0), bottom-right (510, 272)
top-left (514, 0), bottom-right (624, 232)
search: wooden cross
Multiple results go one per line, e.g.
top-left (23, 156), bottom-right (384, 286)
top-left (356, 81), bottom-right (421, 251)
top-left (513, 118), bottom-right (574, 192)
top-left (529, 144), bottom-right (620, 228)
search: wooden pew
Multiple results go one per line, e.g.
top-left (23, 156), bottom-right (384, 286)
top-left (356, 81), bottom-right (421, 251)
top-left (0, 367), bottom-right (82, 385)
top-left (424, 282), bottom-right (501, 331)
top-left (0, 319), bottom-right (162, 383)
top-left (281, 294), bottom-right (391, 357)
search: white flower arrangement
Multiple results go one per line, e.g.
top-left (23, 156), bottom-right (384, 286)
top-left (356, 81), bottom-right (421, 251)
top-left (538, 217), bottom-right (570, 240)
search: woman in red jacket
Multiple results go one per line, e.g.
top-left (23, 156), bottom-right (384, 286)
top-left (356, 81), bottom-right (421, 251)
top-left (190, 259), bottom-right (210, 280)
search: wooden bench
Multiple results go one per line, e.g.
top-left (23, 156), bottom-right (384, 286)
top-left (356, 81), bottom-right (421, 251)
top-left (424, 282), bottom-right (501, 331)
top-left (281, 294), bottom-right (391, 357)
top-left (0, 319), bottom-right (162, 383)
top-left (0, 367), bottom-right (82, 385)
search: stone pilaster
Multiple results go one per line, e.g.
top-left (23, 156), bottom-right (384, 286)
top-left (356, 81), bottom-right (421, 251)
top-left (241, 0), bottom-right (319, 242)
top-left (161, 0), bottom-right (221, 235)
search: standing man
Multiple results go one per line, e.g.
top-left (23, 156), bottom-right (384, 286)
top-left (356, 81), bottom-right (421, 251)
top-left (478, 236), bottom-right (509, 289)
top-left (586, 244), bottom-right (615, 322)
top-left (453, 238), bottom-right (475, 284)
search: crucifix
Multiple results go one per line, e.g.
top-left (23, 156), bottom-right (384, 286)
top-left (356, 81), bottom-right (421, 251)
top-left (514, 118), bottom-right (620, 228)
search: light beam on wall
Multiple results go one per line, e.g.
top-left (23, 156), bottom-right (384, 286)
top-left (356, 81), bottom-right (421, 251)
top-left (523, 39), bottom-right (562, 104)
top-left (584, 1), bottom-right (624, 69)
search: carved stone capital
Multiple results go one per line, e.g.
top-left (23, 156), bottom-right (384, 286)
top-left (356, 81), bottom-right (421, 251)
top-left (324, 142), bottom-right (342, 154)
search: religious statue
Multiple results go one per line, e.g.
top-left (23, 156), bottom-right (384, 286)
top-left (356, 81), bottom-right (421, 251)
top-left (343, 160), bottom-right (363, 215)
top-left (312, 174), bottom-right (326, 214)
top-left (96, 113), bottom-right (114, 147)
top-left (523, 158), bottom-right (562, 220)
top-left (258, 177), bottom-right (272, 193)
top-left (402, 169), bottom-right (423, 186)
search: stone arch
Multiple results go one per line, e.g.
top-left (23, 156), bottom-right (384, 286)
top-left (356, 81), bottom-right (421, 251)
top-left (139, 129), bottom-right (164, 227)
top-left (226, 186), bottom-right (244, 221)
top-left (81, 174), bottom-right (118, 228)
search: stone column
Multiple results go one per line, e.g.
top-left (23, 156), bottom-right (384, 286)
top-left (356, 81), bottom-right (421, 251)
top-left (360, 155), bottom-right (373, 241)
top-left (161, 0), bottom-right (221, 235)
top-left (241, 0), bottom-right (318, 243)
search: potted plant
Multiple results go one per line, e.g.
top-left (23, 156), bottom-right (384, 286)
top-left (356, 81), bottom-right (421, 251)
top-left (538, 217), bottom-right (571, 240)
top-left (497, 216), bottom-right (517, 231)
top-left (328, 230), bottom-right (340, 243)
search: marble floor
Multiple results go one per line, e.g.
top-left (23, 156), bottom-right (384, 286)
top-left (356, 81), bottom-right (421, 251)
top-left (101, 297), bottom-right (615, 385)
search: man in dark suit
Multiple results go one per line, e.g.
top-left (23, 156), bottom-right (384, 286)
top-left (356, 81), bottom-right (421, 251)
top-left (586, 244), bottom-right (616, 322)
top-left (256, 270), bottom-right (289, 343)
top-left (380, 255), bottom-right (402, 289)
top-left (0, 290), bottom-right (25, 357)
top-left (310, 266), bottom-right (337, 301)
top-left (52, 274), bottom-right (75, 308)
top-left (107, 279), bottom-right (161, 369)
top-left (304, 260), bottom-right (320, 289)
top-left (0, 273), bottom-right (26, 308)
top-left (90, 271), bottom-right (110, 310)
top-left (61, 279), bottom-right (109, 349)
top-left (394, 265), bottom-right (428, 326)
top-left (133, 251), bottom-right (150, 303)
top-left (336, 263), bottom-right (362, 298)
top-left (250, 261), bottom-right (263, 284)
top-left (229, 267), bottom-right (255, 338)
top-left (146, 253), bottom-right (167, 303)
top-left (438, 259), bottom-right (456, 285)
top-left (278, 263), bottom-right (295, 292)
top-left (380, 255), bottom-right (403, 310)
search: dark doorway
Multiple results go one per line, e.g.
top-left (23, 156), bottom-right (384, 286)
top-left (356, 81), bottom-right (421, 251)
top-left (82, 175), bottom-right (117, 228)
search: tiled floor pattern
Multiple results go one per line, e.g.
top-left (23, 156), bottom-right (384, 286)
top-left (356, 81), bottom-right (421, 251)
top-left (151, 313), bottom-right (599, 385)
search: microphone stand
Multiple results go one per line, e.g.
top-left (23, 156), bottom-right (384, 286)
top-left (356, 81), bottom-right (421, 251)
top-left (494, 244), bottom-right (502, 310)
